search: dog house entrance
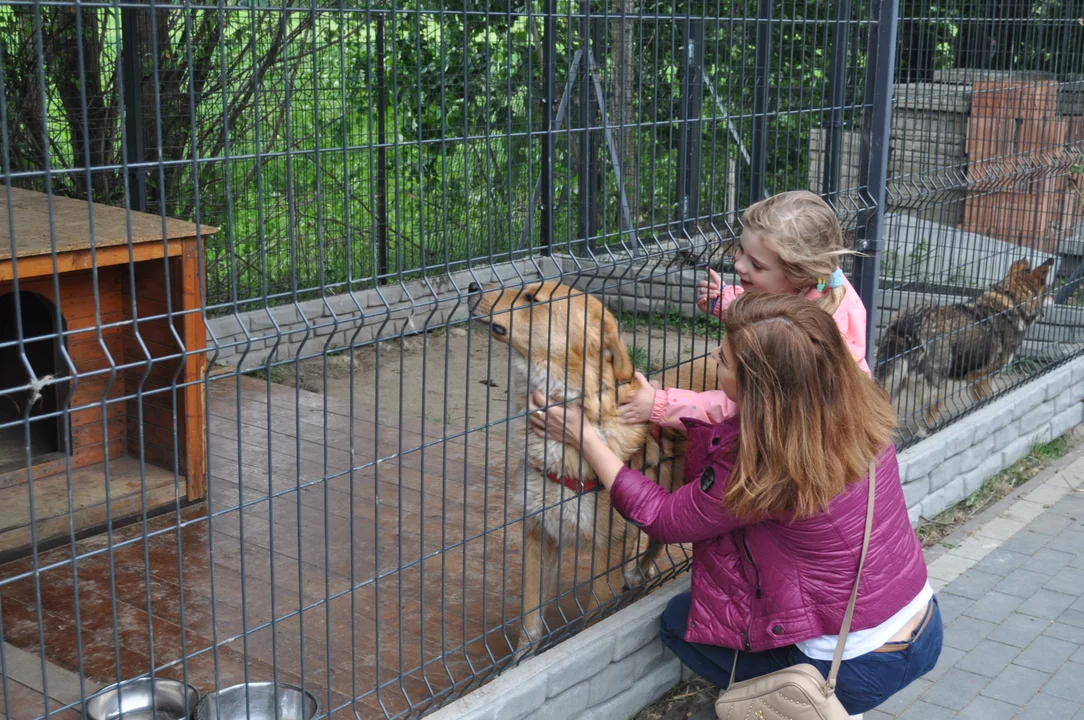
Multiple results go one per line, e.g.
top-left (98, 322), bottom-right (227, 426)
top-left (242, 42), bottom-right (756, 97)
top-left (0, 291), bottom-right (69, 475)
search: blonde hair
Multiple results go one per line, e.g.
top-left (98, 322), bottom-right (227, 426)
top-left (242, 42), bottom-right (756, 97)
top-left (742, 190), bottom-right (851, 314)
top-left (722, 292), bottom-right (896, 521)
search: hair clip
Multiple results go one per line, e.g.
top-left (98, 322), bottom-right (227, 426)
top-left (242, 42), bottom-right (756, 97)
top-left (826, 267), bottom-right (845, 289)
top-left (816, 278), bottom-right (827, 293)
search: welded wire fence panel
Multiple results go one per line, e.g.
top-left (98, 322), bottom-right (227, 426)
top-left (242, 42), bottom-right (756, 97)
top-left (0, 0), bottom-right (1079, 717)
top-left (869, 1), bottom-right (1084, 447)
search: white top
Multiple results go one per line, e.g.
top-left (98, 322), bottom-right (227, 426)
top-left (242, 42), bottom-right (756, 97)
top-left (796, 581), bottom-right (934, 661)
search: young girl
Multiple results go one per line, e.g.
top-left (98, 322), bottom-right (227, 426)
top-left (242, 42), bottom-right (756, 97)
top-left (529, 293), bottom-right (941, 716)
top-left (620, 189), bottom-right (869, 427)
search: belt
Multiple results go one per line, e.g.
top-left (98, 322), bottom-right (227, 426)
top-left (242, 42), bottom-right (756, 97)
top-left (872, 598), bottom-right (935, 653)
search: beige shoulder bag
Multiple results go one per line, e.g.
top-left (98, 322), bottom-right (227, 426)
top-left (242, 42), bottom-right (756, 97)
top-left (714, 461), bottom-right (876, 720)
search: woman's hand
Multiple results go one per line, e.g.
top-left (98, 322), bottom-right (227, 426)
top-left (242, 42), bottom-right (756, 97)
top-left (528, 391), bottom-right (626, 492)
top-left (528, 390), bottom-right (598, 450)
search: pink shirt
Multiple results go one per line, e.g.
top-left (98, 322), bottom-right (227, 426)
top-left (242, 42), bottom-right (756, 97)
top-left (650, 276), bottom-right (871, 428)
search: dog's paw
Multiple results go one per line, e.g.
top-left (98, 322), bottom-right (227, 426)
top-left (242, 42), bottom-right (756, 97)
top-left (514, 623), bottom-right (543, 663)
top-left (622, 565), bottom-right (650, 591)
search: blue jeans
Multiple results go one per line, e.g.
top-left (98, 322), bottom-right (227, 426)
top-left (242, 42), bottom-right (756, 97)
top-left (659, 592), bottom-right (943, 715)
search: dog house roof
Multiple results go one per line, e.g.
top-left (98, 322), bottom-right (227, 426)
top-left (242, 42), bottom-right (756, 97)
top-left (0, 185), bottom-right (217, 261)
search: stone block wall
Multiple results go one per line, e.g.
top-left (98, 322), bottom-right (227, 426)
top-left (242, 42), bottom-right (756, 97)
top-left (204, 257), bottom-right (561, 371)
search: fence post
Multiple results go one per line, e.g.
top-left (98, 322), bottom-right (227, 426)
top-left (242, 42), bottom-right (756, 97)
top-left (578, 0), bottom-right (598, 256)
top-left (376, 16), bottom-right (389, 284)
top-left (120, 5), bottom-right (147, 212)
top-left (749, 0), bottom-right (772, 203)
top-left (822, 0), bottom-right (852, 209)
top-left (540, 0), bottom-right (556, 255)
top-left (677, 16), bottom-right (704, 237)
top-left (853, 0), bottom-right (898, 368)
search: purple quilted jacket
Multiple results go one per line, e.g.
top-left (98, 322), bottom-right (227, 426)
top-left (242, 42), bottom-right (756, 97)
top-left (610, 415), bottom-right (928, 652)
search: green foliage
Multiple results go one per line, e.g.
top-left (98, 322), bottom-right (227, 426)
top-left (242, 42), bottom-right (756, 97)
top-left (3, 0), bottom-right (1081, 312)
top-left (619, 308), bottom-right (725, 338)
top-left (627, 344), bottom-right (651, 374)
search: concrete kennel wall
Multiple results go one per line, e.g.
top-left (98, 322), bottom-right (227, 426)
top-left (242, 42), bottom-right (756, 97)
top-left (203, 257), bottom-right (562, 371)
top-left (203, 244), bottom-right (697, 372)
top-left (425, 354), bottom-right (1084, 720)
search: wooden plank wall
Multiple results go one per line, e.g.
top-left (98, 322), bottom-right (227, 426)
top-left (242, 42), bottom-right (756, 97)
top-left (1, 258), bottom-right (199, 484)
top-left (122, 259), bottom-right (187, 476)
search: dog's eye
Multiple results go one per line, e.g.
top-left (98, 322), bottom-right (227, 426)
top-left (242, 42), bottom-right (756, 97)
top-left (522, 293), bottom-right (534, 303)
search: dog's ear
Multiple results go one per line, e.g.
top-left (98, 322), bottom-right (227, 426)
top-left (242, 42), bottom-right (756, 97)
top-left (1032, 257), bottom-right (1055, 283)
top-left (1008, 258), bottom-right (1032, 275)
top-left (602, 311), bottom-right (635, 382)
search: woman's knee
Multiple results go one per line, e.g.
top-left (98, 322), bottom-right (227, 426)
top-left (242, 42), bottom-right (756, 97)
top-left (659, 592), bottom-right (693, 645)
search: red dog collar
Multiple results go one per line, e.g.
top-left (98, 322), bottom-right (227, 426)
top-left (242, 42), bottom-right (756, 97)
top-left (531, 426), bottom-right (661, 494)
top-left (547, 471), bottom-right (598, 493)
top-left (531, 461), bottom-right (599, 493)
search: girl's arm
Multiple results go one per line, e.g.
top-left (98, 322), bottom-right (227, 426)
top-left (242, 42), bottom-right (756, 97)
top-left (650, 388), bottom-right (737, 428)
top-left (838, 302), bottom-right (867, 366)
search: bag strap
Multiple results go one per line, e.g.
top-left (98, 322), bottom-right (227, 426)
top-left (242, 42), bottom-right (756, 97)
top-left (726, 459), bottom-right (877, 692)
top-left (826, 459), bottom-right (877, 691)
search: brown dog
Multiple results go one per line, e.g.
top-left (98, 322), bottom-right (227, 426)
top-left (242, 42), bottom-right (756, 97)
top-left (875, 258), bottom-right (1055, 434)
top-left (468, 280), bottom-right (686, 656)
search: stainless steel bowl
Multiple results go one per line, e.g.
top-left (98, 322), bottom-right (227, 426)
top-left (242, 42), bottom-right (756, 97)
top-left (194, 683), bottom-right (320, 720)
top-left (84, 678), bottom-right (200, 720)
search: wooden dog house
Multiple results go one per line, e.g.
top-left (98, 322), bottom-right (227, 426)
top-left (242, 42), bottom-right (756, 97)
top-left (0, 186), bottom-right (214, 557)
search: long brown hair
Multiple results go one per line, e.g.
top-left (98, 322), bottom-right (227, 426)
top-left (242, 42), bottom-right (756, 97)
top-left (723, 292), bottom-right (896, 520)
top-left (742, 190), bottom-right (851, 314)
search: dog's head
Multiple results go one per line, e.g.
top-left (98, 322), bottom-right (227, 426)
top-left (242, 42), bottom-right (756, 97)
top-left (468, 280), bottom-right (635, 392)
top-left (995, 257), bottom-right (1055, 317)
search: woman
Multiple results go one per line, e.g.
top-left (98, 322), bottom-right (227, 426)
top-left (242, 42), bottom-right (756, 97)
top-left (528, 292), bottom-right (941, 715)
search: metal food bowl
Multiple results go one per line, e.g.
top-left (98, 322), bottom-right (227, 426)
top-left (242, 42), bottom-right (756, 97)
top-left (84, 678), bottom-right (200, 720)
top-left (194, 683), bottom-right (320, 720)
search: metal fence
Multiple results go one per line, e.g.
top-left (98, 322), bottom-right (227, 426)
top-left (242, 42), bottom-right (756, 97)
top-left (0, 0), bottom-right (1082, 717)
top-left (868, 4), bottom-right (1084, 442)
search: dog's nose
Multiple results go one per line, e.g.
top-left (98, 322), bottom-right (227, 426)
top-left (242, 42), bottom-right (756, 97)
top-left (468, 281), bottom-right (482, 294)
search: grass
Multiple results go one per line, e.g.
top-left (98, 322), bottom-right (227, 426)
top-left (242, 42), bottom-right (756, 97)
top-left (425, 409), bottom-right (460, 426)
top-left (628, 345), bottom-right (653, 374)
top-left (914, 433), bottom-right (1076, 548)
top-left (619, 309), bottom-right (726, 339)
top-left (245, 364), bottom-right (294, 385)
top-left (631, 676), bottom-right (717, 720)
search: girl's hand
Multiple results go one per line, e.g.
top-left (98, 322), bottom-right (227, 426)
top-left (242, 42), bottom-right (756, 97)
top-left (618, 371), bottom-right (659, 424)
top-left (528, 391), bottom-right (596, 450)
top-left (696, 268), bottom-right (724, 314)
